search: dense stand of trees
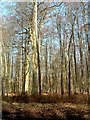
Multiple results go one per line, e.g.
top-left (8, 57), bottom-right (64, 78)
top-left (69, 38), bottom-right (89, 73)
top-left (0, 2), bottom-right (90, 96)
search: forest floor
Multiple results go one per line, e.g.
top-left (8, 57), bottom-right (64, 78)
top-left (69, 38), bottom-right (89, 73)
top-left (2, 94), bottom-right (90, 120)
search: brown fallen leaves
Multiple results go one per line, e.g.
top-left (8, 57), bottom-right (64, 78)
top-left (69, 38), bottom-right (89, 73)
top-left (2, 94), bottom-right (90, 120)
top-left (2, 101), bottom-right (90, 120)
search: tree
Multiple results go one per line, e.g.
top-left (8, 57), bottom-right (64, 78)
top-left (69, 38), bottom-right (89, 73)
top-left (31, 1), bottom-right (38, 95)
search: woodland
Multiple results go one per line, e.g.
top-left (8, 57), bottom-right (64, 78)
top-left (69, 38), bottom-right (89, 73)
top-left (0, 1), bottom-right (90, 120)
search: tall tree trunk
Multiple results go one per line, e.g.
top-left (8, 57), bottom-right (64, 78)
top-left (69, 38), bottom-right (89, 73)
top-left (56, 22), bottom-right (64, 96)
top-left (45, 41), bottom-right (48, 92)
top-left (37, 40), bottom-right (41, 95)
top-left (31, 1), bottom-right (38, 95)
top-left (87, 8), bottom-right (90, 94)
top-left (61, 43), bottom-right (64, 96)
top-left (22, 37), bottom-right (27, 93)
top-left (11, 55), bottom-right (14, 93)
top-left (68, 60), bottom-right (71, 96)
top-left (21, 16), bottom-right (24, 94)
top-left (68, 24), bottom-right (74, 96)
top-left (0, 22), bottom-right (2, 96)
top-left (78, 28), bottom-right (83, 93)
top-left (25, 30), bottom-right (30, 92)
top-left (74, 43), bottom-right (78, 93)
top-left (49, 38), bottom-right (52, 93)
top-left (88, 43), bottom-right (90, 93)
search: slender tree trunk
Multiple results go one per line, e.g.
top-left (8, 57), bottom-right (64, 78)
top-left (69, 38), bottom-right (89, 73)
top-left (78, 30), bottom-right (83, 93)
top-left (88, 43), bottom-right (90, 93)
top-left (0, 22), bottom-right (3, 96)
top-left (67, 24), bottom-right (73, 96)
top-left (11, 55), bottom-right (14, 93)
top-left (60, 44), bottom-right (64, 96)
top-left (5, 54), bottom-right (8, 95)
top-left (37, 40), bottom-right (41, 95)
top-left (45, 41), bottom-right (48, 92)
top-left (74, 43), bottom-right (78, 93)
top-left (49, 38), bottom-right (52, 93)
top-left (22, 37), bottom-right (27, 94)
top-left (24, 29), bottom-right (30, 92)
top-left (68, 60), bottom-right (71, 96)
top-left (21, 16), bottom-right (24, 94)
top-left (57, 22), bottom-right (64, 96)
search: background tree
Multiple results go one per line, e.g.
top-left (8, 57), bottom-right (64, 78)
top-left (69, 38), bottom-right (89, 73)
top-left (1, 2), bottom-right (90, 96)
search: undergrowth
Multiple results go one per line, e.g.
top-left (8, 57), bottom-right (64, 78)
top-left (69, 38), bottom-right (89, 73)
top-left (2, 93), bottom-right (90, 104)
